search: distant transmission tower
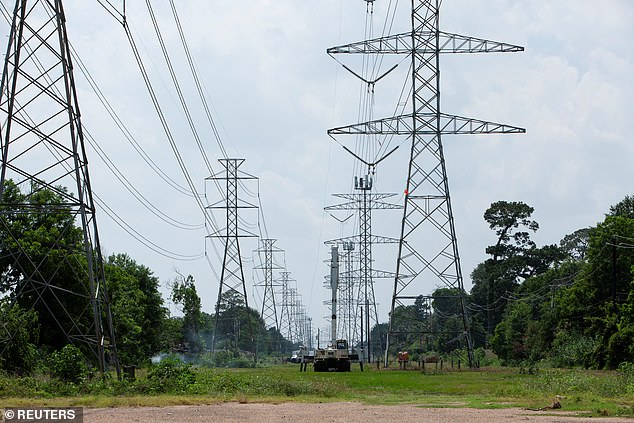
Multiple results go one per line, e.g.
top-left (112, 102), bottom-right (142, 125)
top-left (208, 158), bottom-right (257, 352)
top-left (325, 174), bottom-right (401, 362)
top-left (328, 1), bottom-right (524, 367)
top-left (254, 238), bottom-right (282, 331)
top-left (278, 271), bottom-right (295, 344)
top-left (0, 0), bottom-right (118, 373)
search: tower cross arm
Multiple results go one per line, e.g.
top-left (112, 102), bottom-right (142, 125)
top-left (437, 31), bottom-right (524, 54)
top-left (327, 31), bottom-right (523, 55)
top-left (328, 113), bottom-right (525, 136)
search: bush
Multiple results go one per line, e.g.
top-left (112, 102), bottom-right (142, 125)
top-left (550, 332), bottom-right (598, 368)
top-left (146, 356), bottom-right (196, 393)
top-left (0, 302), bottom-right (39, 375)
top-left (49, 344), bottom-right (88, 383)
top-left (618, 362), bottom-right (634, 394)
top-left (200, 351), bottom-right (255, 368)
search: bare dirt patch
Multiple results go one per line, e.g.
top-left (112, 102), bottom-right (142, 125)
top-left (84, 402), bottom-right (631, 422)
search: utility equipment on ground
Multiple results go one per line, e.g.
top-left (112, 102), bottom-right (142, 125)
top-left (311, 247), bottom-right (360, 372)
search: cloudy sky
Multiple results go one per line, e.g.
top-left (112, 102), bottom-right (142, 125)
top-left (2, 0), bottom-right (632, 335)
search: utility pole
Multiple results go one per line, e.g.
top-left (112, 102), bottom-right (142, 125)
top-left (327, 1), bottom-right (525, 367)
top-left (0, 0), bottom-right (118, 375)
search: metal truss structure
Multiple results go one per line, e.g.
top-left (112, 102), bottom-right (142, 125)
top-left (277, 270), bottom-right (312, 350)
top-left (207, 158), bottom-right (257, 352)
top-left (0, 0), bottom-right (118, 374)
top-left (328, 1), bottom-right (524, 367)
top-left (325, 174), bottom-right (401, 362)
top-left (278, 271), bottom-right (294, 343)
top-left (254, 238), bottom-right (282, 331)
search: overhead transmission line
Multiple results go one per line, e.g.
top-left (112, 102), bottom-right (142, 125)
top-left (83, 127), bottom-right (204, 231)
top-left (70, 42), bottom-right (195, 198)
top-left (144, 0), bottom-right (214, 174)
top-left (0, 2), bottom-right (207, 262)
top-left (167, 0), bottom-right (228, 160)
top-left (122, 20), bottom-right (213, 229)
top-left (102, 2), bottom-right (280, 293)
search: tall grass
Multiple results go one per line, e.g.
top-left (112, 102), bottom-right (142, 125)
top-left (0, 365), bottom-right (632, 416)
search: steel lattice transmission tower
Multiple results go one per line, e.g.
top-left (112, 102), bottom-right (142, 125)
top-left (278, 271), bottom-right (295, 343)
top-left (207, 158), bottom-right (257, 352)
top-left (254, 238), bottom-right (282, 331)
top-left (328, 1), bottom-right (524, 366)
top-left (0, 0), bottom-right (118, 373)
top-left (325, 174), bottom-right (401, 362)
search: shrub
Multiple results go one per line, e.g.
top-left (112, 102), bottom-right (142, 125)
top-left (49, 344), bottom-right (88, 383)
top-left (147, 356), bottom-right (196, 393)
top-left (550, 332), bottom-right (598, 368)
top-left (0, 302), bottom-right (39, 375)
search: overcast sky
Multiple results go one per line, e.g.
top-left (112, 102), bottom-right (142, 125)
top-left (2, 0), bottom-right (633, 335)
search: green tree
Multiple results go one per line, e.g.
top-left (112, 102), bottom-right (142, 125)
top-left (0, 180), bottom-right (93, 351)
top-left (558, 210), bottom-right (634, 368)
top-left (171, 274), bottom-right (204, 352)
top-left (609, 194), bottom-right (634, 219)
top-left (105, 254), bottom-right (167, 364)
top-left (470, 201), bottom-right (563, 345)
top-left (560, 228), bottom-right (591, 261)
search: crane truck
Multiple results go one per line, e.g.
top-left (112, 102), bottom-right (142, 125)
top-left (311, 246), bottom-right (360, 372)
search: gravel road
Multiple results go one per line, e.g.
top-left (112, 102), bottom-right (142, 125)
top-left (84, 402), bottom-right (632, 422)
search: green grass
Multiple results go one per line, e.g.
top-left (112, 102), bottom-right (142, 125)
top-left (1, 365), bottom-right (633, 417)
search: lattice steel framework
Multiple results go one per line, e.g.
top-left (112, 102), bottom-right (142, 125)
top-left (325, 175), bottom-right (401, 362)
top-left (207, 158), bottom-right (257, 352)
top-left (277, 271), bottom-right (294, 343)
top-left (327, 0), bottom-right (524, 367)
top-left (254, 238), bottom-right (282, 331)
top-left (0, 0), bottom-right (118, 373)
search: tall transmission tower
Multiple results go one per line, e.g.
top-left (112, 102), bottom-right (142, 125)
top-left (207, 158), bottom-right (257, 352)
top-left (278, 271), bottom-right (295, 344)
top-left (254, 238), bottom-right (282, 331)
top-left (328, 1), bottom-right (525, 367)
top-left (0, 0), bottom-right (118, 373)
top-left (325, 174), bottom-right (401, 362)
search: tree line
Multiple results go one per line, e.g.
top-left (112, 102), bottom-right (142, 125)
top-left (0, 180), bottom-right (293, 374)
top-left (382, 197), bottom-right (634, 369)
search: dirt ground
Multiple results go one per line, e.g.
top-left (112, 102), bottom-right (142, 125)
top-left (84, 402), bottom-right (632, 422)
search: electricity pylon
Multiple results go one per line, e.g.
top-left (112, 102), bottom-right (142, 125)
top-left (325, 174), bottom-right (401, 362)
top-left (0, 0), bottom-right (118, 373)
top-left (278, 271), bottom-right (295, 344)
top-left (207, 158), bottom-right (257, 352)
top-left (254, 238), bottom-right (282, 331)
top-left (327, 0), bottom-right (525, 367)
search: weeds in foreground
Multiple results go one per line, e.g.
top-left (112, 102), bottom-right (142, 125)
top-left (0, 364), bottom-right (632, 417)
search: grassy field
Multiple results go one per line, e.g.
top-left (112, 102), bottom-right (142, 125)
top-left (1, 365), bottom-right (633, 417)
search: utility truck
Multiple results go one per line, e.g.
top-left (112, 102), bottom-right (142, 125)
top-left (311, 246), bottom-right (361, 372)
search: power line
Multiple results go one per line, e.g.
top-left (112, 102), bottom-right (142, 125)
top-left (83, 127), bottom-right (205, 231)
top-left (167, 0), bottom-right (229, 160)
top-left (69, 42), bottom-right (196, 198)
